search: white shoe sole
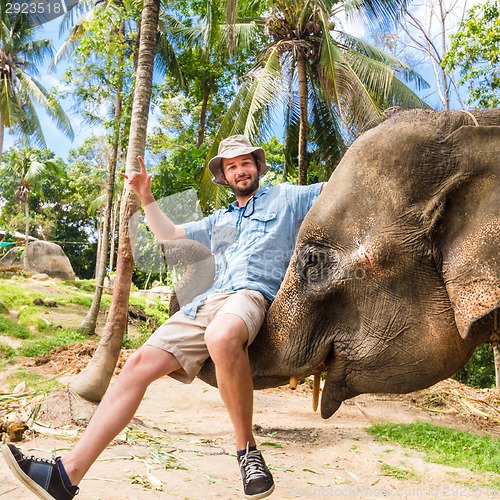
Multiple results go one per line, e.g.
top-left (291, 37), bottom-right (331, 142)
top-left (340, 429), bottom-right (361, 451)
top-left (245, 482), bottom-right (275, 499)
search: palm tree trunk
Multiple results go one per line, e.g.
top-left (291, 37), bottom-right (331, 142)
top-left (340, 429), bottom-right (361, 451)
top-left (22, 200), bottom-right (30, 267)
top-left (494, 346), bottom-right (500, 389)
top-left (70, 0), bottom-right (160, 401)
top-left (95, 211), bottom-right (103, 278)
top-left (109, 192), bottom-right (119, 272)
top-left (196, 81), bottom-right (211, 148)
top-left (0, 114), bottom-right (4, 164)
top-left (297, 53), bottom-right (309, 185)
top-left (80, 88), bottom-right (123, 334)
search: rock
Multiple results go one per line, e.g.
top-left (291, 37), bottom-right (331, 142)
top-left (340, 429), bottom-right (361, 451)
top-left (6, 422), bottom-right (28, 442)
top-left (33, 297), bottom-right (44, 305)
top-left (145, 299), bottom-right (157, 308)
top-left (0, 247), bottom-right (23, 267)
top-left (23, 241), bottom-right (75, 280)
top-left (134, 286), bottom-right (172, 302)
top-left (43, 297), bottom-right (57, 307)
top-left (32, 273), bottom-right (50, 281)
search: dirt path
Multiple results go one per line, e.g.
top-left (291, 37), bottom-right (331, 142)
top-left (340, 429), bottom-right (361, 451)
top-left (1, 375), bottom-right (499, 500)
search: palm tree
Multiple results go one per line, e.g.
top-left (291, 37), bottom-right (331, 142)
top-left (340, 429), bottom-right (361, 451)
top-left (0, 11), bottom-right (73, 162)
top-left (52, 0), bottom-right (183, 335)
top-left (70, 0), bottom-right (161, 401)
top-left (165, 1), bottom-right (262, 148)
top-left (2, 147), bottom-right (64, 259)
top-left (209, 0), bottom-right (429, 185)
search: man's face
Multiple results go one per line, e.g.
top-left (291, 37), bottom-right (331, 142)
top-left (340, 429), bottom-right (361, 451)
top-left (221, 154), bottom-right (261, 197)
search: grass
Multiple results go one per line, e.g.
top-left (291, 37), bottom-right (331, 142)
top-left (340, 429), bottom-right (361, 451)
top-left (7, 370), bottom-right (62, 393)
top-left (0, 314), bottom-right (33, 339)
top-left (17, 329), bottom-right (88, 357)
top-left (380, 463), bottom-right (417, 481)
top-left (0, 275), bottom-right (169, 359)
top-left (367, 422), bottom-right (500, 477)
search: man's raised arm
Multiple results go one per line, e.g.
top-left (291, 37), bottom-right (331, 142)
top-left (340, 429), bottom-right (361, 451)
top-left (120, 156), bottom-right (186, 241)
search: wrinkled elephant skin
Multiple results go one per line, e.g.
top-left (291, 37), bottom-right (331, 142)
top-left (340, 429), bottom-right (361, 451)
top-left (194, 110), bottom-right (499, 418)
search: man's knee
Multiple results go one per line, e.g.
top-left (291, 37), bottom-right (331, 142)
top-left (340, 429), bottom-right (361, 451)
top-left (205, 317), bottom-right (248, 363)
top-left (121, 346), bottom-right (179, 383)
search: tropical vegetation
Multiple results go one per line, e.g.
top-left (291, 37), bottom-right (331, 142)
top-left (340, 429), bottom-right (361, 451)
top-left (0, 0), bottom-right (497, 392)
top-left (0, 7), bottom-right (73, 160)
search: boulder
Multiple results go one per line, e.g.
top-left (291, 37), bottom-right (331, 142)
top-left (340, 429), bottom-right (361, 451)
top-left (0, 247), bottom-right (23, 267)
top-left (23, 241), bottom-right (75, 280)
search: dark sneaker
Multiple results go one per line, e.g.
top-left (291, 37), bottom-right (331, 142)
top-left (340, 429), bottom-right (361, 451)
top-left (238, 448), bottom-right (275, 499)
top-left (2, 444), bottom-right (79, 500)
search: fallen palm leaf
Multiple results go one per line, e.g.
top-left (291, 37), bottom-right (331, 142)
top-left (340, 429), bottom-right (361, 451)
top-left (31, 422), bottom-right (78, 439)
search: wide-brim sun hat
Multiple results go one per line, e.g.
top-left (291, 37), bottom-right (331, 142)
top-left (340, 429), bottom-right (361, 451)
top-left (208, 135), bottom-right (270, 185)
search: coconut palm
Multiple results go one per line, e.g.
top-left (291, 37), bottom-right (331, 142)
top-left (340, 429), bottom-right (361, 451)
top-left (0, 11), bottom-right (73, 162)
top-left (208, 0), bottom-right (429, 185)
top-left (2, 147), bottom-right (64, 259)
top-left (52, 0), bottom-right (183, 335)
top-left (70, 0), bottom-right (161, 401)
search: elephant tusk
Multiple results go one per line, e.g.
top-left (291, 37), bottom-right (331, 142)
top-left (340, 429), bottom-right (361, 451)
top-left (312, 373), bottom-right (321, 412)
top-left (289, 376), bottom-right (298, 389)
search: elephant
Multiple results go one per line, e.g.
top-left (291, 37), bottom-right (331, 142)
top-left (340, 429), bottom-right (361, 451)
top-left (170, 109), bottom-right (500, 419)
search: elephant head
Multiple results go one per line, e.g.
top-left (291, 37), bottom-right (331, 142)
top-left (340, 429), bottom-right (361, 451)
top-left (246, 109), bottom-right (499, 418)
top-left (172, 109), bottom-right (499, 418)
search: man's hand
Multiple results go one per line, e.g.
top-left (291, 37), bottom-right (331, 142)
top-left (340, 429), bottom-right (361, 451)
top-left (120, 156), bottom-right (155, 206)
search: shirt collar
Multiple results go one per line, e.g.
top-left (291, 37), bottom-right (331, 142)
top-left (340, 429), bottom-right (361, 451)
top-left (225, 185), bottom-right (270, 212)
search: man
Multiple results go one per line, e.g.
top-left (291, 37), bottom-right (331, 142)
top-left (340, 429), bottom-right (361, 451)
top-left (3, 135), bottom-right (323, 500)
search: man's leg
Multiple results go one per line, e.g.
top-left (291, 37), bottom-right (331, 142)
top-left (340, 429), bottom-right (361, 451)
top-left (205, 313), bottom-right (274, 499)
top-left (62, 346), bottom-right (181, 485)
top-left (204, 313), bottom-right (255, 450)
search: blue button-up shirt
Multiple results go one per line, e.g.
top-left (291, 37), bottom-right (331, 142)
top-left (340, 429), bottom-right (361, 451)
top-left (182, 182), bottom-right (323, 318)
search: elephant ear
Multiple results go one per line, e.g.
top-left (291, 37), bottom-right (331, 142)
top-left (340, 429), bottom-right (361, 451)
top-left (433, 125), bottom-right (500, 341)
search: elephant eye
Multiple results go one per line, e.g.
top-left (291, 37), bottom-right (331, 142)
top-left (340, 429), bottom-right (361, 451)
top-left (297, 246), bottom-right (335, 285)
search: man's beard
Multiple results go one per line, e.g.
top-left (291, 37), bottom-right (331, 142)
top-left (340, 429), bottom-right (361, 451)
top-left (228, 175), bottom-right (260, 198)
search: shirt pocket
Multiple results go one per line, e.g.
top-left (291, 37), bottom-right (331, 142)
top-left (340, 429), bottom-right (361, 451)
top-left (248, 211), bottom-right (278, 238)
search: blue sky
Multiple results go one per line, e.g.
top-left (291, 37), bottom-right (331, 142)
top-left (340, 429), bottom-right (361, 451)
top-left (3, 0), bottom-right (472, 162)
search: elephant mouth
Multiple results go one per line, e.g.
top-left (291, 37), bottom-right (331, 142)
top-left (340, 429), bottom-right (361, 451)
top-left (289, 357), bottom-right (331, 413)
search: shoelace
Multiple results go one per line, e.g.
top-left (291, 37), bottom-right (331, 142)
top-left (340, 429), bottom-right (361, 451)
top-left (240, 450), bottom-right (267, 483)
top-left (23, 453), bottom-right (58, 465)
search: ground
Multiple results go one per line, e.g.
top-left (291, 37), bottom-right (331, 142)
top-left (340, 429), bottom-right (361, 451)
top-left (0, 277), bottom-right (499, 499)
top-left (1, 355), bottom-right (499, 499)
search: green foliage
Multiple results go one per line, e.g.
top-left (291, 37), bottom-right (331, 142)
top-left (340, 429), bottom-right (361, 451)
top-left (453, 344), bottom-right (496, 389)
top-left (59, 4), bottom-right (136, 124)
top-left (443, 0), bottom-right (500, 108)
top-left (0, 341), bottom-right (16, 359)
top-left (0, 314), bottom-right (33, 339)
top-left (368, 422), bottom-right (500, 478)
top-left (17, 329), bottom-right (87, 357)
top-left (0, 147), bottom-right (65, 240)
top-left (64, 278), bottom-right (98, 293)
top-left (0, 11), bottom-right (73, 149)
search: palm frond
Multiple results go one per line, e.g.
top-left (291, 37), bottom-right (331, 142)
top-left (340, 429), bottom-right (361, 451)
top-left (342, 0), bottom-right (409, 30)
top-left (154, 32), bottom-right (185, 89)
top-left (336, 32), bottom-right (429, 90)
top-left (88, 193), bottom-right (107, 215)
top-left (344, 49), bottom-right (428, 110)
top-left (16, 72), bottom-right (74, 140)
top-left (58, 0), bottom-right (95, 36)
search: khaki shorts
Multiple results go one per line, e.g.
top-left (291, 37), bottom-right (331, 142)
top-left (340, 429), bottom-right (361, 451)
top-left (145, 289), bottom-right (269, 383)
